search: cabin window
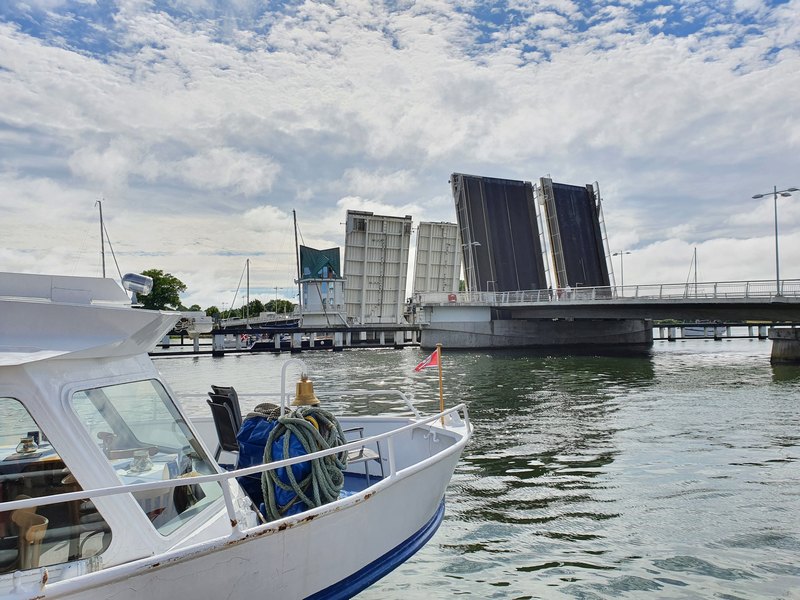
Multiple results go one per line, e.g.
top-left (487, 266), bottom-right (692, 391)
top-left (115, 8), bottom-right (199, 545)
top-left (0, 397), bottom-right (112, 573)
top-left (71, 380), bottom-right (223, 536)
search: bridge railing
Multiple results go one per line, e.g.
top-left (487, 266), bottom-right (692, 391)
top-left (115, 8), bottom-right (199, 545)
top-left (414, 279), bottom-right (800, 306)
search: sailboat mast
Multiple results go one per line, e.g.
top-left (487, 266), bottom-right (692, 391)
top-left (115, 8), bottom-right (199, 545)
top-left (246, 258), bottom-right (250, 325)
top-left (96, 200), bottom-right (106, 278)
top-left (293, 210), bottom-right (301, 309)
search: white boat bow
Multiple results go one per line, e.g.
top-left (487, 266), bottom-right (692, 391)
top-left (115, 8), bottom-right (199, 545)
top-left (0, 272), bottom-right (472, 600)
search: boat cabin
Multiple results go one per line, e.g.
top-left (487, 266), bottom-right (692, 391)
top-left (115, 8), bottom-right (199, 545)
top-left (0, 273), bottom-right (249, 590)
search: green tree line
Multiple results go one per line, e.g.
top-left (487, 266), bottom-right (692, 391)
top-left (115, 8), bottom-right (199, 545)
top-left (136, 269), bottom-right (295, 317)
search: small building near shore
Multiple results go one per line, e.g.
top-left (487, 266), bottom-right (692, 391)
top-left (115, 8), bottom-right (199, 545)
top-left (298, 245), bottom-right (347, 327)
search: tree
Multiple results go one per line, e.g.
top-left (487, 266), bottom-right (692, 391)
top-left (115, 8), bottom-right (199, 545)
top-left (205, 306), bottom-right (220, 319)
top-left (266, 299), bottom-right (294, 314)
top-left (138, 269), bottom-right (187, 310)
top-left (244, 299), bottom-right (265, 317)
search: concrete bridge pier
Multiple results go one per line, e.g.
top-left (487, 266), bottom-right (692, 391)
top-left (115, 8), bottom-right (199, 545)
top-left (769, 327), bottom-right (800, 363)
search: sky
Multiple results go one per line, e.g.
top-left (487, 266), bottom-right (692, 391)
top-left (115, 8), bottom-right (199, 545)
top-left (1, 0), bottom-right (798, 310)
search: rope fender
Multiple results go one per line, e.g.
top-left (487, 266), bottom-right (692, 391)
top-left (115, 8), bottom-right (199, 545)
top-left (262, 405), bottom-right (348, 520)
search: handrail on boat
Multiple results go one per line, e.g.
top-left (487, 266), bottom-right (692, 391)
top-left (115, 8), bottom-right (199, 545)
top-left (0, 403), bottom-right (471, 537)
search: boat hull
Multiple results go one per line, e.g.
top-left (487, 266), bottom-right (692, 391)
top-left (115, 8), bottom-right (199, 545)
top-left (41, 442), bottom-right (463, 599)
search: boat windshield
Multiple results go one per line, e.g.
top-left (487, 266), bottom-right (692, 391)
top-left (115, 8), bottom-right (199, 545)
top-left (1, 397), bottom-right (112, 573)
top-left (71, 380), bottom-right (223, 536)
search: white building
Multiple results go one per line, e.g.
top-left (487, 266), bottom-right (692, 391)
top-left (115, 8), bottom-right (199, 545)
top-left (298, 245), bottom-right (347, 327)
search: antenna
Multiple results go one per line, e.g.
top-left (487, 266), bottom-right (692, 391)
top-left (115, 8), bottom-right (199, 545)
top-left (294, 210), bottom-right (302, 309)
top-left (96, 199), bottom-right (106, 277)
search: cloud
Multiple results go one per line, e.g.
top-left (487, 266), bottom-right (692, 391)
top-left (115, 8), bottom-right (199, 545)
top-left (0, 1), bottom-right (798, 307)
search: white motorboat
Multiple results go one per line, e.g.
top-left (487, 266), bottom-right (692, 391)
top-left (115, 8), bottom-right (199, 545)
top-left (0, 272), bottom-right (471, 599)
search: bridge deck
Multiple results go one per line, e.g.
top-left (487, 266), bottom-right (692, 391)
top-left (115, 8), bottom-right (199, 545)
top-left (415, 279), bottom-right (800, 322)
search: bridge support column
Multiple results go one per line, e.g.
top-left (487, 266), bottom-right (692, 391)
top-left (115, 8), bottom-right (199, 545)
top-left (667, 327), bottom-right (677, 341)
top-left (759, 326), bottom-right (768, 339)
top-left (291, 333), bottom-right (302, 353)
top-left (769, 327), bottom-right (800, 363)
top-left (212, 334), bottom-right (225, 357)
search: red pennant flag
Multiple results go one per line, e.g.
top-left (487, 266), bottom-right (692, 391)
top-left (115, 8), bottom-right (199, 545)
top-left (414, 348), bottom-right (440, 372)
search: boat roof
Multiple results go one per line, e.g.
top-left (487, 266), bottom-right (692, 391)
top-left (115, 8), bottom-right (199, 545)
top-left (0, 272), bottom-right (179, 366)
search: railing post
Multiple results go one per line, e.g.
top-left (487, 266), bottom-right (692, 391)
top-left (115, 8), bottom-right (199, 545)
top-left (220, 481), bottom-right (245, 536)
top-left (386, 436), bottom-right (397, 477)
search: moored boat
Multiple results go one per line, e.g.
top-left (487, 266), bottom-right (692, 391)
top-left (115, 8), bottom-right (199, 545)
top-left (0, 272), bottom-right (471, 599)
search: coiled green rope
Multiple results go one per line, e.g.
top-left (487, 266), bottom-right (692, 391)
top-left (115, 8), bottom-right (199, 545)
top-left (262, 405), bottom-right (348, 521)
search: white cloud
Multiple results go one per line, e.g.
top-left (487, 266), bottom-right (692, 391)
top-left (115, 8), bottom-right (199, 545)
top-left (176, 148), bottom-right (281, 195)
top-left (0, 1), bottom-right (798, 307)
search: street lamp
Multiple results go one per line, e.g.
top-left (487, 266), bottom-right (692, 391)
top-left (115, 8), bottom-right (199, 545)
top-left (612, 251), bottom-right (631, 289)
top-left (752, 186), bottom-right (798, 295)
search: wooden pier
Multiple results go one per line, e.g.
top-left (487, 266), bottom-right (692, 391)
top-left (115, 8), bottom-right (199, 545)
top-left (150, 324), bottom-right (421, 357)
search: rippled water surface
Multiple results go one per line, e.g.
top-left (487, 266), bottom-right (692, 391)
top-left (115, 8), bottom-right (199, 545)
top-left (155, 339), bottom-right (800, 599)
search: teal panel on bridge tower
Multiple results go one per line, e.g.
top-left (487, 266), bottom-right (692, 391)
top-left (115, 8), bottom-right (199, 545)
top-left (451, 173), bottom-right (547, 292)
top-left (300, 245), bottom-right (342, 279)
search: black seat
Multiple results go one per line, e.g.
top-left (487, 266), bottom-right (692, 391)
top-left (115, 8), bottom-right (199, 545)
top-left (209, 386), bottom-right (242, 428)
top-left (206, 399), bottom-right (240, 460)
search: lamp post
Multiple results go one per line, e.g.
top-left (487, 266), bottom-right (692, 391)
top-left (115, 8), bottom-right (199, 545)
top-left (752, 186), bottom-right (798, 296)
top-left (612, 251), bottom-right (631, 289)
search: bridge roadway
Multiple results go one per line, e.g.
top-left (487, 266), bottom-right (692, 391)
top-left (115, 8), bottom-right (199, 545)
top-left (415, 279), bottom-right (800, 322)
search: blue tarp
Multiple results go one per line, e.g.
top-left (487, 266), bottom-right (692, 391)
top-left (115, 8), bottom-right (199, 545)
top-left (236, 414), bottom-right (311, 515)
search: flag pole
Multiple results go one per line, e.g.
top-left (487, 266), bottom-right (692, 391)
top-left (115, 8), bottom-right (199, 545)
top-left (436, 343), bottom-right (444, 426)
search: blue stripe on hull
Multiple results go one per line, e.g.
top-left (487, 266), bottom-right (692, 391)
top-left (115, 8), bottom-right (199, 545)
top-left (306, 499), bottom-right (446, 600)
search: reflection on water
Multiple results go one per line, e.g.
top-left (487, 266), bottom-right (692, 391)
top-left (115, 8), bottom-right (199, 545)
top-left (771, 363), bottom-right (800, 383)
top-left (156, 339), bottom-right (800, 599)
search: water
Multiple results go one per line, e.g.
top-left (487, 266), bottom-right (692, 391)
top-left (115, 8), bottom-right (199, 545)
top-left (155, 339), bottom-right (800, 599)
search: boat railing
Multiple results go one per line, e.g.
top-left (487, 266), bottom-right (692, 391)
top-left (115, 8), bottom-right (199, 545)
top-left (0, 403), bottom-right (470, 538)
